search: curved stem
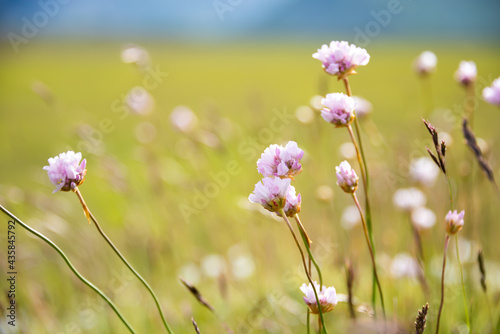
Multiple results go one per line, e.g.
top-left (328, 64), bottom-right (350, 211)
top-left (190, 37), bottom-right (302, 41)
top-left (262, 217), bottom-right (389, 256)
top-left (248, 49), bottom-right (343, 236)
top-left (351, 194), bottom-right (386, 319)
top-left (436, 235), bottom-right (450, 334)
top-left (343, 77), bottom-right (377, 309)
top-left (280, 211), bottom-right (328, 334)
top-left (0, 204), bottom-right (136, 333)
top-left (74, 188), bottom-right (174, 334)
top-left (295, 214), bottom-right (323, 287)
top-left (455, 235), bottom-right (470, 331)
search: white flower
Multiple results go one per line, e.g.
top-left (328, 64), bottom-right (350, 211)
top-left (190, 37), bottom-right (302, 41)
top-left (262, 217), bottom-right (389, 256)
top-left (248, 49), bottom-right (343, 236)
top-left (391, 253), bottom-right (420, 279)
top-left (410, 157), bottom-right (440, 187)
top-left (393, 188), bottom-right (426, 211)
top-left (300, 281), bottom-right (338, 314)
top-left (411, 207), bottom-right (436, 230)
top-left (455, 61), bottom-right (477, 86)
top-left (415, 51), bottom-right (437, 75)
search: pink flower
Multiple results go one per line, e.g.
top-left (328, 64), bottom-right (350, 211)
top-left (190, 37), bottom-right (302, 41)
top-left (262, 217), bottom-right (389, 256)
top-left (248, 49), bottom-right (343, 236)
top-left (455, 61), bottom-right (477, 86)
top-left (283, 186), bottom-right (301, 217)
top-left (483, 77), bottom-right (500, 107)
top-left (248, 177), bottom-right (291, 213)
top-left (321, 93), bottom-right (355, 127)
top-left (300, 281), bottom-right (338, 314)
top-left (257, 141), bottom-right (304, 178)
top-left (335, 161), bottom-right (358, 194)
top-left (43, 151), bottom-right (87, 193)
top-left (312, 41), bottom-right (370, 78)
top-left (415, 51), bottom-right (437, 75)
top-left (445, 210), bottom-right (465, 235)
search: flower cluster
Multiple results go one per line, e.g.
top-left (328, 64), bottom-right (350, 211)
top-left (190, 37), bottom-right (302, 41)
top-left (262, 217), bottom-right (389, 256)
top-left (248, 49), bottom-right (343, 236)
top-left (257, 141), bottom-right (304, 179)
top-left (321, 93), bottom-right (356, 127)
top-left (300, 281), bottom-right (338, 314)
top-left (43, 151), bottom-right (87, 193)
top-left (250, 141), bottom-right (304, 216)
top-left (335, 161), bottom-right (359, 194)
top-left (312, 41), bottom-right (370, 78)
top-left (483, 77), bottom-right (500, 107)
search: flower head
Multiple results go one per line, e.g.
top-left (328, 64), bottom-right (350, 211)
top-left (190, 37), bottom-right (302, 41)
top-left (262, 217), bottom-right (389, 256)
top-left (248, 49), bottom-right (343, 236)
top-left (455, 61), bottom-right (477, 86)
top-left (126, 86), bottom-right (154, 115)
top-left (393, 188), bottom-right (426, 211)
top-left (483, 77), bottom-right (500, 107)
top-left (283, 186), bottom-right (301, 217)
top-left (312, 41), bottom-right (370, 78)
top-left (445, 210), bottom-right (465, 235)
top-left (335, 161), bottom-right (359, 194)
top-left (43, 151), bottom-right (87, 193)
top-left (410, 157), bottom-right (440, 187)
top-left (121, 44), bottom-right (150, 68)
top-left (321, 93), bottom-right (356, 127)
top-left (300, 281), bottom-right (338, 314)
top-left (415, 51), bottom-right (437, 75)
top-left (248, 177), bottom-right (291, 213)
top-left (257, 141), bottom-right (304, 178)
top-left (411, 207), bottom-right (436, 230)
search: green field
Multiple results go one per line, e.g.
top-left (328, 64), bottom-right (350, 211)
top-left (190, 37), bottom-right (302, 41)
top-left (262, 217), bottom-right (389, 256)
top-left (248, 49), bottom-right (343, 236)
top-left (1, 40), bottom-right (500, 333)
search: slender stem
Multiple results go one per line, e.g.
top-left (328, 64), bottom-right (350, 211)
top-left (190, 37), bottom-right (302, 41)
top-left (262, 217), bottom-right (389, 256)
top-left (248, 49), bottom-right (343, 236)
top-left (455, 235), bottom-right (471, 331)
top-left (465, 83), bottom-right (475, 129)
top-left (280, 211), bottom-right (327, 334)
top-left (307, 311), bottom-right (310, 334)
top-left (347, 125), bottom-right (367, 194)
top-left (343, 77), bottom-right (377, 310)
top-left (351, 194), bottom-right (386, 318)
top-left (0, 204), bottom-right (136, 333)
top-left (295, 214), bottom-right (323, 287)
top-left (446, 175), bottom-right (454, 211)
top-left (408, 214), bottom-right (424, 263)
top-left (436, 235), bottom-right (450, 334)
top-left (74, 188), bottom-right (174, 334)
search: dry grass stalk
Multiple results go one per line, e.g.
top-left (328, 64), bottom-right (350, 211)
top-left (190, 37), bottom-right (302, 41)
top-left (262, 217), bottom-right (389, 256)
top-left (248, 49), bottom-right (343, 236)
top-left (415, 303), bottom-right (429, 334)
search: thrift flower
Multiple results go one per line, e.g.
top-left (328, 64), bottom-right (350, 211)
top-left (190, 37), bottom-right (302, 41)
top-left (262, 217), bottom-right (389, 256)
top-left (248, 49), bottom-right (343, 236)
top-left (415, 51), bottom-right (437, 75)
top-left (321, 93), bottom-right (356, 127)
top-left (483, 77), bottom-right (500, 107)
top-left (43, 151), bottom-right (87, 193)
top-left (121, 44), bottom-right (150, 68)
top-left (393, 188), bottom-right (426, 211)
top-left (248, 177), bottom-right (291, 213)
top-left (312, 41), bottom-right (370, 78)
top-left (335, 161), bottom-right (359, 194)
top-left (170, 106), bottom-right (198, 133)
top-left (300, 281), bottom-right (338, 314)
top-left (411, 207), bottom-right (436, 230)
top-left (445, 210), bottom-right (465, 235)
top-left (282, 186), bottom-right (301, 217)
top-left (257, 141), bottom-right (304, 178)
top-left (390, 253), bottom-right (420, 279)
top-left (455, 61), bottom-right (477, 86)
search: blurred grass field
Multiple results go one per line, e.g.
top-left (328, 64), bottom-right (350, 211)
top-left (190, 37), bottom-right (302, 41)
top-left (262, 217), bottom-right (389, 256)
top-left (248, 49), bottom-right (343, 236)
top-left (1, 40), bottom-right (500, 333)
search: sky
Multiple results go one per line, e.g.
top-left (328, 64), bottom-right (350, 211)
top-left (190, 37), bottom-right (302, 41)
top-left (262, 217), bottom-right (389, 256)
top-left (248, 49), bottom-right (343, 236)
top-left (1, 0), bottom-right (499, 43)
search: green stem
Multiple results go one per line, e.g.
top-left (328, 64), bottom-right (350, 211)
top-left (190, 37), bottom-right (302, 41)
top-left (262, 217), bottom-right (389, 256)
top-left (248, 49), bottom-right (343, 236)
top-left (74, 188), bottom-right (174, 334)
top-left (343, 77), bottom-right (377, 311)
top-left (280, 211), bottom-right (328, 334)
top-left (294, 214), bottom-right (324, 287)
top-left (436, 235), bottom-right (450, 334)
top-left (0, 204), bottom-right (136, 333)
top-left (351, 194), bottom-right (386, 319)
top-left (455, 235), bottom-right (471, 331)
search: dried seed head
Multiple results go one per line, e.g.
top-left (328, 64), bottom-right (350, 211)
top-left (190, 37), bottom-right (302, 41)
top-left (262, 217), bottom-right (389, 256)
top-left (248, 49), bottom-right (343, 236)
top-left (441, 140), bottom-right (447, 157)
top-left (477, 250), bottom-right (487, 293)
top-left (415, 303), bottom-right (429, 334)
top-left (426, 147), bottom-right (441, 169)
